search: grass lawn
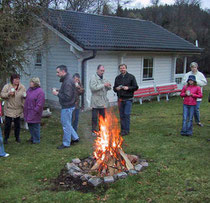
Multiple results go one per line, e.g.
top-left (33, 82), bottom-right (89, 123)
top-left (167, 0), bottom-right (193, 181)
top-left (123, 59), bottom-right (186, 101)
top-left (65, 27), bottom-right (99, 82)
top-left (0, 80), bottom-right (210, 203)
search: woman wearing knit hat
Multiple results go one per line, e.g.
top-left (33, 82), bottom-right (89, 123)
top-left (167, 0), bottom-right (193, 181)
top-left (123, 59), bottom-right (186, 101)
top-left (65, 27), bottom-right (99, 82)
top-left (24, 77), bottom-right (45, 144)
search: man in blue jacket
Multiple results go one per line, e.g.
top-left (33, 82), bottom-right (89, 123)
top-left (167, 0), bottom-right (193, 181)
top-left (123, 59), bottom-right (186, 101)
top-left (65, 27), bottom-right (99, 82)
top-left (52, 65), bottom-right (79, 149)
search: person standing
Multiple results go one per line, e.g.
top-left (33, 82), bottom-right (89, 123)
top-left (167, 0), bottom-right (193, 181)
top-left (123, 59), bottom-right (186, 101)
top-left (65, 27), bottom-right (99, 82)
top-left (24, 78), bottom-right (45, 144)
top-left (1, 74), bottom-right (26, 144)
top-left (113, 64), bottom-right (138, 136)
top-left (0, 100), bottom-right (9, 157)
top-left (182, 62), bottom-right (207, 126)
top-left (72, 73), bottom-right (84, 133)
top-left (52, 65), bottom-right (79, 149)
top-left (89, 65), bottom-right (111, 135)
top-left (180, 75), bottom-right (202, 136)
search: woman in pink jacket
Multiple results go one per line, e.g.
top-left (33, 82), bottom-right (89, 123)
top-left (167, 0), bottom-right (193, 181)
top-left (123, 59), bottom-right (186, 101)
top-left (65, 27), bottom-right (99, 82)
top-left (180, 75), bottom-right (202, 136)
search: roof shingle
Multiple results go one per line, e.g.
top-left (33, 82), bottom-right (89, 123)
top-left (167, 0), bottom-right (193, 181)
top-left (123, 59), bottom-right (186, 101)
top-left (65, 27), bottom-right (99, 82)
top-left (41, 9), bottom-right (201, 53)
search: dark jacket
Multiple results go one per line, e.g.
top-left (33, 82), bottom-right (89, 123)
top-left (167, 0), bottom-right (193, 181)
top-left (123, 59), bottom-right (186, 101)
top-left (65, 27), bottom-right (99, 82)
top-left (58, 73), bottom-right (76, 109)
top-left (113, 72), bottom-right (138, 100)
top-left (24, 87), bottom-right (45, 123)
top-left (75, 82), bottom-right (84, 109)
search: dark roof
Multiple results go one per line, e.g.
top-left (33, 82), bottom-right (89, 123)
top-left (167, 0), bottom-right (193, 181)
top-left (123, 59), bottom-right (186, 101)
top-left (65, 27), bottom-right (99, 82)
top-left (41, 9), bottom-right (201, 53)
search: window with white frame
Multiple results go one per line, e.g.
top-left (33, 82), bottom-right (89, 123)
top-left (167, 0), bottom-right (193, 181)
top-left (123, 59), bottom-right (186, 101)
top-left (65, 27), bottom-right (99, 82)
top-left (35, 52), bottom-right (42, 67)
top-left (143, 57), bottom-right (154, 80)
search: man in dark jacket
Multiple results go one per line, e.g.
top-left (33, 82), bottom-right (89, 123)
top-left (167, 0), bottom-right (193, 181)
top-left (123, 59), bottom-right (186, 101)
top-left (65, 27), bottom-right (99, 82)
top-left (113, 64), bottom-right (138, 136)
top-left (52, 65), bottom-right (79, 149)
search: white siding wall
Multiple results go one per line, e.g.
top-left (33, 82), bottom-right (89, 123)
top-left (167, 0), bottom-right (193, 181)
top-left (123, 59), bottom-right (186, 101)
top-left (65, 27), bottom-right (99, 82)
top-left (21, 52), bottom-right (47, 94)
top-left (154, 56), bottom-right (173, 85)
top-left (123, 54), bottom-right (142, 87)
top-left (21, 31), bottom-right (79, 102)
top-left (46, 32), bottom-right (78, 101)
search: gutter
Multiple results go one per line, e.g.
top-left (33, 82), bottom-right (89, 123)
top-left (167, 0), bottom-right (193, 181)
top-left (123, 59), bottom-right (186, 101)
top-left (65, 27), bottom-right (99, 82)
top-left (81, 50), bottom-right (97, 108)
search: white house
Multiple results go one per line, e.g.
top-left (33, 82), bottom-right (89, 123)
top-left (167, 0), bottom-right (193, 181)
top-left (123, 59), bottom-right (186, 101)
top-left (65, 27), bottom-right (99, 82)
top-left (21, 9), bottom-right (201, 108)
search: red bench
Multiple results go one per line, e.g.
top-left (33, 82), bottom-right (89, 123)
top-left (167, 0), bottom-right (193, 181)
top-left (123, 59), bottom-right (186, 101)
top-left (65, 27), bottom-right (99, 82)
top-left (156, 84), bottom-right (181, 101)
top-left (134, 86), bottom-right (159, 104)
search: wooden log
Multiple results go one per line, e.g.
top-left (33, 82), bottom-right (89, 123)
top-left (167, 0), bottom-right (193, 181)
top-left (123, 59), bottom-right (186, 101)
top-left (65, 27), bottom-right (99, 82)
top-left (108, 159), bottom-right (115, 176)
top-left (127, 154), bottom-right (139, 164)
top-left (119, 149), bottom-right (134, 170)
top-left (91, 160), bottom-right (101, 170)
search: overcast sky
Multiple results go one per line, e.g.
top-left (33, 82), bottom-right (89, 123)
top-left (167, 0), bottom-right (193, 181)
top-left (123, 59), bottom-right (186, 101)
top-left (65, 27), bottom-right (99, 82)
top-left (128, 0), bottom-right (210, 9)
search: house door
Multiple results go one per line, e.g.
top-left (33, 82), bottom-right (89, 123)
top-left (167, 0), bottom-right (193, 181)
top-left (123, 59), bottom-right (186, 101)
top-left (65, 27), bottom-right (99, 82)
top-left (175, 56), bottom-right (187, 89)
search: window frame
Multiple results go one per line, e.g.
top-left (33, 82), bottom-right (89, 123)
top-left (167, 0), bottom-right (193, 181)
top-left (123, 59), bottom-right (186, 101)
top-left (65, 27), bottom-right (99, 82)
top-left (35, 52), bottom-right (42, 67)
top-left (142, 57), bottom-right (154, 81)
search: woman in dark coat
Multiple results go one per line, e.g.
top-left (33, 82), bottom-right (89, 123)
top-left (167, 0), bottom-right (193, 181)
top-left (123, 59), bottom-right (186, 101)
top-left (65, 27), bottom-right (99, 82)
top-left (24, 77), bottom-right (45, 144)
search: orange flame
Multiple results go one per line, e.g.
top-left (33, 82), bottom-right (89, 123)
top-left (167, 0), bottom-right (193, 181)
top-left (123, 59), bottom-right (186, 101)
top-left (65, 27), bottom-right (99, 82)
top-left (93, 110), bottom-right (125, 170)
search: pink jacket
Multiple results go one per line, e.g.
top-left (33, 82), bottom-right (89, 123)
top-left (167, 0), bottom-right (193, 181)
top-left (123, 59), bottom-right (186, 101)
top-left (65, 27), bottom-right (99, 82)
top-left (180, 85), bottom-right (202, 105)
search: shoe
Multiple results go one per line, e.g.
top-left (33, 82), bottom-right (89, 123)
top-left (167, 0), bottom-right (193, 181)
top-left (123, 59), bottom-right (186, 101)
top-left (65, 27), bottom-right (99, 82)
top-left (27, 138), bottom-right (33, 143)
top-left (4, 139), bottom-right (8, 144)
top-left (31, 142), bottom-right (40, 144)
top-left (16, 138), bottom-right (21, 143)
top-left (92, 131), bottom-right (99, 136)
top-left (57, 144), bottom-right (70, 149)
top-left (71, 139), bottom-right (79, 145)
top-left (197, 122), bottom-right (204, 127)
top-left (120, 131), bottom-right (129, 136)
top-left (2, 153), bottom-right (9, 158)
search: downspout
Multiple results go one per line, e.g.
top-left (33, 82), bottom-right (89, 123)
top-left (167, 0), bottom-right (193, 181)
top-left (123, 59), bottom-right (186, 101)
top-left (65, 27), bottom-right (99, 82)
top-left (81, 50), bottom-right (97, 108)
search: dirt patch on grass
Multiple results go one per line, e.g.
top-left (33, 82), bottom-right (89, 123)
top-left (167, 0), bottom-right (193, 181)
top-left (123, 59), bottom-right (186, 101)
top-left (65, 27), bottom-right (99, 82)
top-left (49, 169), bottom-right (109, 194)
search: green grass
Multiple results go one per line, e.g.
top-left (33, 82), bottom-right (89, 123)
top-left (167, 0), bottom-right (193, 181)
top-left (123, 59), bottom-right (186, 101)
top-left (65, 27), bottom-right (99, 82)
top-left (0, 80), bottom-right (210, 203)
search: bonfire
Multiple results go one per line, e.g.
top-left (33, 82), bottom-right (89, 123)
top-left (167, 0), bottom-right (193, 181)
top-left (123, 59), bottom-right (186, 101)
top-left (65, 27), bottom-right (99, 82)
top-left (91, 110), bottom-right (135, 176)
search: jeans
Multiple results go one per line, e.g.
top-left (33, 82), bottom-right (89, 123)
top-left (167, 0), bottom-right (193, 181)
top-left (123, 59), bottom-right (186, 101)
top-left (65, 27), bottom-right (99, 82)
top-left (28, 123), bottom-right (40, 143)
top-left (4, 116), bottom-right (20, 141)
top-left (72, 108), bottom-right (80, 132)
top-left (0, 126), bottom-right (6, 156)
top-left (92, 108), bottom-right (105, 132)
top-left (61, 107), bottom-right (79, 147)
top-left (118, 100), bottom-right (132, 133)
top-left (194, 101), bottom-right (201, 123)
top-left (181, 104), bottom-right (195, 135)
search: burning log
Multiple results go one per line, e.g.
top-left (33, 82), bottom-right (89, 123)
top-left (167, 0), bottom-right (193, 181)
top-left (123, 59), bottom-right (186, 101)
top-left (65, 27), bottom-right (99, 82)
top-left (119, 149), bottom-right (134, 170)
top-left (91, 111), bottom-right (134, 176)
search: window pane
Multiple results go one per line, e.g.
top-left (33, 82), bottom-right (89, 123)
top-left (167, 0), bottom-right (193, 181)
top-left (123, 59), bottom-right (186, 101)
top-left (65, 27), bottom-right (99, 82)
top-left (149, 59), bottom-right (153, 67)
top-left (143, 68), bottom-right (148, 78)
top-left (143, 58), bottom-right (153, 80)
top-left (176, 57), bottom-right (184, 74)
top-left (37, 53), bottom-right (41, 63)
top-left (35, 52), bottom-right (42, 66)
top-left (150, 68), bottom-right (153, 78)
top-left (144, 59), bottom-right (149, 67)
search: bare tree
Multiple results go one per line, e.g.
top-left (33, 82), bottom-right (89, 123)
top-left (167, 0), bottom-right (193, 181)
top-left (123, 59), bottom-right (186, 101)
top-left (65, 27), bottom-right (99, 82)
top-left (65, 0), bottom-right (96, 12)
top-left (150, 0), bottom-right (160, 6)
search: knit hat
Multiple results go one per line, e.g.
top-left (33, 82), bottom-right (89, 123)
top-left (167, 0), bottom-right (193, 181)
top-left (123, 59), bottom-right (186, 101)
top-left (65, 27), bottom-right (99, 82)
top-left (30, 77), bottom-right (41, 86)
top-left (187, 75), bottom-right (196, 82)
